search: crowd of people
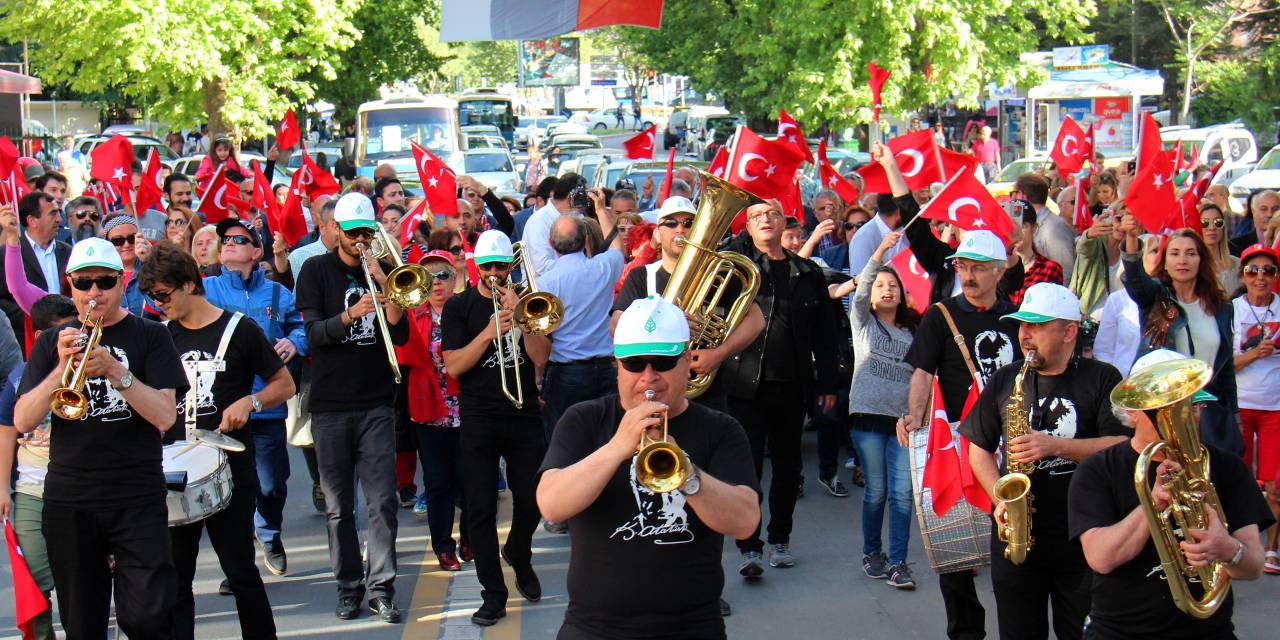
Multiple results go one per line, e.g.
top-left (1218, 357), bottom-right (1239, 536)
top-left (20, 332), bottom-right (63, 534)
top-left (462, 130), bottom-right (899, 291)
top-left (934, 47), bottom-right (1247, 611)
top-left (0, 121), bottom-right (1277, 640)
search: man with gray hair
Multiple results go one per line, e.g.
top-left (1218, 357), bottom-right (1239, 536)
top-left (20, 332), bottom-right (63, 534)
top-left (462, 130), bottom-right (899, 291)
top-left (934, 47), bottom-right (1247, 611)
top-left (1231, 189), bottom-right (1280, 256)
top-left (667, 178), bottom-right (693, 201)
top-left (65, 196), bottom-right (103, 243)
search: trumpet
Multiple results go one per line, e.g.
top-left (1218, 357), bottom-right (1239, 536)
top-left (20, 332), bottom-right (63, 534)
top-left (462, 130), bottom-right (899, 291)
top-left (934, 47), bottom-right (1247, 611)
top-left (357, 242), bottom-right (402, 384)
top-left (50, 300), bottom-right (103, 420)
top-left (633, 390), bottom-right (692, 493)
top-left (488, 275), bottom-right (524, 408)
top-left (368, 226), bottom-right (431, 309)
top-left (509, 242), bottom-right (563, 336)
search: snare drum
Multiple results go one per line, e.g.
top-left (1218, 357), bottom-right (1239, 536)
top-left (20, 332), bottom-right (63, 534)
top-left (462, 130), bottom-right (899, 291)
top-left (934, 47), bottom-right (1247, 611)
top-left (161, 441), bottom-right (233, 526)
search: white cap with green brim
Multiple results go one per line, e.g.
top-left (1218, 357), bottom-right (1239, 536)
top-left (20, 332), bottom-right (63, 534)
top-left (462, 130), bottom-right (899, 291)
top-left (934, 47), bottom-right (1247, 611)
top-left (947, 229), bottom-right (1007, 262)
top-left (334, 192), bottom-right (377, 231)
top-left (473, 229), bottom-right (514, 266)
top-left (614, 296), bottom-right (690, 358)
top-left (1129, 348), bottom-right (1219, 403)
top-left (1002, 282), bottom-right (1081, 324)
top-left (66, 237), bottom-right (124, 274)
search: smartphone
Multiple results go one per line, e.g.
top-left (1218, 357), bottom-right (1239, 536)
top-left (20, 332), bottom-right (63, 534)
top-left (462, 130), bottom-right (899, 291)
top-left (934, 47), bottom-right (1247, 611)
top-left (1127, 160), bottom-right (1136, 173)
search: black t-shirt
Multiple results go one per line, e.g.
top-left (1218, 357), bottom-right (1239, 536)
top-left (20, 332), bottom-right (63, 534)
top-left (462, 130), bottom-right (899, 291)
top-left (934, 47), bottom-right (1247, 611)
top-left (904, 295), bottom-right (1021, 420)
top-left (1067, 442), bottom-right (1275, 639)
top-left (165, 312), bottom-right (284, 447)
top-left (295, 250), bottom-right (409, 413)
top-left (537, 396), bottom-right (760, 639)
top-left (18, 314), bottom-right (188, 509)
top-left (960, 358), bottom-right (1126, 538)
top-left (440, 286), bottom-right (540, 419)
top-left (762, 259), bottom-right (797, 382)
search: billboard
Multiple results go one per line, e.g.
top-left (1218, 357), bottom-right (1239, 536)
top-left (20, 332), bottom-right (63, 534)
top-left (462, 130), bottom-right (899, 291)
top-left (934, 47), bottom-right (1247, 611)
top-left (591, 55), bottom-right (619, 86)
top-left (518, 37), bottom-right (580, 87)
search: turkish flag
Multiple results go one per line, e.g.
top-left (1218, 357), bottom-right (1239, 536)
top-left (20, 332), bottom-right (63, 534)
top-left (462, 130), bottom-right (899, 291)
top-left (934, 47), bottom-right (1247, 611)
top-left (298, 145), bottom-right (340, 199)
top-left (457, 227), bottom-right (480, 286)
top-left (134, 149), bottom-right (165, 215)
top-left (779, 180), bottom-right (803, 220)
top-left (400, 198), bottom-right (430, 248)
top-left (726, 127), bottom-right (805, 200)
top-left (1169, 139), bottom-right (1184, 173)
top-left (0, 136), bottom-right (18, 178)
top-left (197, 165), bottom-right (238, 224)
top-left (7, 519), bottom-right (50, 640)
top-left (83, 181), bottom-right (119, 209)
top-left (0, 138), bottom-right (27, 205)
top-left (254, 161), bottom-right (303, 245)
top-left (1136, 112), bottom-right (1163, 171)
top-left (277, 108), bottom-right (301, 150)
top-left (707, 146), bottom-right (729, 179)
top-left (411, 141), bottom-right (458, 216)
top-left (817, 139), bottom-right (859, 204)
top-left (777, 109), bottom-right (814, 163)
top-left (658, 147), bottom-right (677, 201)
top-left (1124, 152), bottom-right (1177, 234)
top-left (90, 135), bottom-right (134, 189)
top-left (940, 147), bottom-right (979, 181)
top-left (921, 379), bottom-right (964, 516)
top-left (918, 169), bottom-right (1015, 239)
top-left (857, 130), bottom-right (943, 193)
top-left (1073, 174), bottom-right (1095, 234)
top-left (1050, 117), bottom-right (1088, 178)
top-left (1082, 121), bottom-right (1096, 164)
top-left (889, 248), bottom-right (932, 314)
top-left (622, 124), bottom-right (657, 160)
top-left (867, 63), bottom-right (891, 122)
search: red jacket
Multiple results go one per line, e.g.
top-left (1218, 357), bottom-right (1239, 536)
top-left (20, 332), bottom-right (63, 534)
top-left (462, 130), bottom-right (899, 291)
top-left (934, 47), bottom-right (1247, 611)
top-left (395, 306), bottom-right (458, 424)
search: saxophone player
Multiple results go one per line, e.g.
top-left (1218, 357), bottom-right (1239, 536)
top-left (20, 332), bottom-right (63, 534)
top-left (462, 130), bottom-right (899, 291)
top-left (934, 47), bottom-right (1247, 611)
top-left (959, 283), bottom-right (1128, 640)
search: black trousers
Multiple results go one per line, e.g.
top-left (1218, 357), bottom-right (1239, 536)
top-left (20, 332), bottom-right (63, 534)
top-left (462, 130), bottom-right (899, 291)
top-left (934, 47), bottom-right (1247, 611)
top-left (990, 535), bottom-right (1091, 640)
top-left (730, 381), bottom-right (805, 552)
top-left (461, 411), bottom-right (544, 605)
top-left (940, 569), bottom-right (987, 640)
top-left (43, 498), bottom-right (177, 640)
top-left (170, 448), bottom-right (276, 640)
top-left (415, 424), bottom-right (468, 555)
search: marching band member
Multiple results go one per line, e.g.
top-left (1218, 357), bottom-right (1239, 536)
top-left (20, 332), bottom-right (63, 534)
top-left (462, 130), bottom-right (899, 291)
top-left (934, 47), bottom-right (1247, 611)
top-left (959, 283), bottom-right (1127, 639)
top-left (15, 237), bottom-right (188, 639)
top-left (537, 296), bottom-right (759, 640)
top-left (138, 241), bottom-right (294, 640)
top-left (441, 229), bottom-right (550, 626)
top-left (294, 193), bottom-right (408, 623)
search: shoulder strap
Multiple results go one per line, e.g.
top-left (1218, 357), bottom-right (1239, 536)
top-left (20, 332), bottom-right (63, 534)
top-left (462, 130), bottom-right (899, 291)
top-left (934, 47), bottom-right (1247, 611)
top-left (182, 313), bottom-right (243, 439)
top-left (933, 302), bottom-right (982, 387)
top-left (216, 312), bottom-right (243, 362)
top-left (645, 261), bottom-right (662, 297)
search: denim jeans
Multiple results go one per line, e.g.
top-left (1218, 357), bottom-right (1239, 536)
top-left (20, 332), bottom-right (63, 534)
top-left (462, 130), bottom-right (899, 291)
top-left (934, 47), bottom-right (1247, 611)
top-left (250, 418), bottom-right (290, 546)
top-left (850, 428), bottom-right (913, 565)
top-left (540, 358), bottom-right (616, 444)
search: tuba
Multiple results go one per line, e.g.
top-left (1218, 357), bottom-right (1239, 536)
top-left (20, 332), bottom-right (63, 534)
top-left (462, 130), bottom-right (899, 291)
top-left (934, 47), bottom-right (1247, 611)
top-left (1111, 357), bottom-right (1228, 619)
top-left (664, 171), bottom-right (762, 398)
top-left (369, 226), bottom-right (431, 309)
top-left (633, 390), bottom-right (692, 493)
top-left (509, 242), bottom-right (563, 335)
top-left (51, 300), bottom-right (104, 421)
top-left (996, 353), bottom-right (1035, 565)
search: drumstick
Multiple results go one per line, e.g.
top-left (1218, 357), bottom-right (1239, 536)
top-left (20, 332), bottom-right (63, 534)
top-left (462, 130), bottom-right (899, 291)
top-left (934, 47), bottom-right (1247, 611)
top-left (172, 440), bottom-right (203, 459)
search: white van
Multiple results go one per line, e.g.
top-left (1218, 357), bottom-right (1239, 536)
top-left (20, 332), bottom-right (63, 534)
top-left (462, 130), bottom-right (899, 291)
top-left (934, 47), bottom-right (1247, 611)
top-left (1161, 123), bottom-right (1258, 187)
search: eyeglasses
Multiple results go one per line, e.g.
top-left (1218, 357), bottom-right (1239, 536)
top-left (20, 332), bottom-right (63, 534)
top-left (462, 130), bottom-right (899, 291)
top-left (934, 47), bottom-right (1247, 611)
top-left (448, 245), bottom-right (464, 255)
top-left (72, 210), bottom-right (100, 222)
top-left (222, 235), bottom-right (254, 246)
top-left (659, 218), bottom-right (694, 230)
top-left (1200, 218), bottom-right (1226, 229)
top-left (427, 268), bottom-right (455, 281)
top-left (342, 228), bottom-right (374, 240)
top-left (1244, 264), bottom-right (1279, 277)
top-left (70, 275), bottom-right (120, 291)
top-left (166, 218), bottom-right (187, 227)
top-left (618, 355), bottom-right (681, 373)
top-left (477, 262), bottom-right (511, 272)
top-left (954, 262), bottom-right (995, 275)
top-left (747, 210), bottom-right (782, 223)
top-left (108, 234), bottom-right (136, 247)
top-left (145, 287), bottom-right (175, 303)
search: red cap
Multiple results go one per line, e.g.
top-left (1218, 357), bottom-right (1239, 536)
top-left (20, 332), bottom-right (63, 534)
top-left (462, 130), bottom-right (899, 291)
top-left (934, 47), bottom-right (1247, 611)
top-left (1240, 243), bottom-right (1278, 266)
top-left (417, 249), bottom-right (455, 266)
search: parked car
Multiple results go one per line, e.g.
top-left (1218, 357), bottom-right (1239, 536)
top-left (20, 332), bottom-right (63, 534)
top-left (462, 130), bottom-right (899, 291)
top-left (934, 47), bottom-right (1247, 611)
top-left (1162, 123), bottom-right (1258, 187)
top-left (571, 107), bottom-right (651, 131)
top-left (619, 160), bottom-right (710, 201)
top-left (574, 151), bottom-right (623, 188)
top-left (683, 109), bottom-right (736, 156)
top-left (596, 159), bottom-right (633, 191)
top-left (466, 134), bottom-right (508, 151)
top-left (545, 133), bottom-right (602, 154)
top-left (283, 146), bottom-right (342, 172)
top-left (1229, 144), bottom-right (1280, 202)
top-left (515, 115), bottom-right (566, 150)
top-left (172, 153), bottom-right (292, 186)
top-left (986, 156), bottom-right (1053, 203)
top-left (543, 122), bottom-right (589, 140)
top-left (464, 149), bottom-right (521, 195)
top-left (78, 135), bottom-right (180, 168)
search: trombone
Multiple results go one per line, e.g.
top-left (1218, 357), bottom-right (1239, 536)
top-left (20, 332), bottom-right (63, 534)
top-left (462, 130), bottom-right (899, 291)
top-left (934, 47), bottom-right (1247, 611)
top-left (357, 241), bottom-right (402, 384)
top-left (633, 390), bottom-right (692, 493)
top-left (509, 242), bottom-right (563, 335)
top-left (368, 226), bottom-right (431, 309)
top-left (50, 300), bottom-right (103, 420)
top-left (488, 275), bottom-right (524, 408)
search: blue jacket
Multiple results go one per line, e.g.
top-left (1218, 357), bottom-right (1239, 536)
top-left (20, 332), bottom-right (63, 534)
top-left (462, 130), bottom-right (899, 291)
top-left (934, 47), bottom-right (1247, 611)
top-left (203, 265), bottom-right (307, 420)
top-left (122, 274), bottom-right (145, 317)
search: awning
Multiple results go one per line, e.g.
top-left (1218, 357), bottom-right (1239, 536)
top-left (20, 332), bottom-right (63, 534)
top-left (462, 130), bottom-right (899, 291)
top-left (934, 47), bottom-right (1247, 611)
top-left (1027, 63), bottom-right (1163, 100)
top-left (0, 69), bottom-right (42, 95)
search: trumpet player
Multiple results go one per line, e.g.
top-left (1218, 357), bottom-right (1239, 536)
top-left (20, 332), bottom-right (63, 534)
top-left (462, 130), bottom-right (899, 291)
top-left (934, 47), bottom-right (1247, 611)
top-left (1069, 348), bottom-right (1272, 639)
top-left (14, 237), bottom-right (188, 639)
top-left (294, 192), bottom-right (409, 623)
top-left (959, 283), bottom-right (1127, 640)
top-left (441, 229), bottom-right (550, 627)
top-left (536, 296), bottom-right (759, 640)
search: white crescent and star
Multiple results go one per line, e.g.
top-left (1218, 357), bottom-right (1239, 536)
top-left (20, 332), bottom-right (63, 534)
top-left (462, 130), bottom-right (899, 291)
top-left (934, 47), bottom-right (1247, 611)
top-left (1060, 134), bottom-right (1078, 158)
top-left (111, 167), bottom-right (126, 181)
top-left (737, 153), bottom-right (767, 182)
top-left (213, 185), bottom-right (228, 210)
top-left (896, 149), bottom-right (924, 177)
top-left (947, 196), bottom-right (981, 222)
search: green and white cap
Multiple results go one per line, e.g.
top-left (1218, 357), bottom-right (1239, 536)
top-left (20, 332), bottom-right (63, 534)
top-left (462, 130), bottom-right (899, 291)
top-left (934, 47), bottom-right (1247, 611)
top-left (334, 192), bottom-right (377, 231)
top-left (1002, 283), bottom-right (1081, 324)
top-left (947, 229), bottom-right (1007, 262)
top-left (473, 229), bottom-right (514, 265)
top-left (1129, 349), bottom-right (1218, 403)
top-left (66, 237), bottom-right (124, 274)
top-left (614, 296), bottom-right (690, 358)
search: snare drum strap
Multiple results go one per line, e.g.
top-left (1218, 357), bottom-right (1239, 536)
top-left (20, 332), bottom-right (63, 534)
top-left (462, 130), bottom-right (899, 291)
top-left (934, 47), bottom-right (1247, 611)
top-left (182, 313), bottom-right (244, 440)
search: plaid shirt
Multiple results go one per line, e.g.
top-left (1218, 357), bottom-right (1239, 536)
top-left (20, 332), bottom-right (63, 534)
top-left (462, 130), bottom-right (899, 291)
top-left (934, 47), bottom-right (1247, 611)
top-left (1010, 251), bottom-right (1064, 306)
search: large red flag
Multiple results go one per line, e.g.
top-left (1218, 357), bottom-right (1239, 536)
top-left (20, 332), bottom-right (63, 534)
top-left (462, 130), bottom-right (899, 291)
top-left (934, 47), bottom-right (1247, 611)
top-left (867, 63), bottom-right (891, 122)
top-left (779, 180), bottom-right (803, 220)
top-left (277, 108), bottom-right (301, 150)
top-left (940, 147), bottom-right (979, 181)
top-left (707, 146), bottom-right (729, 180)
top-left (726, 127), bottom-right (805, 200)
top-left (197, 165), bottom-right (237, 224)
top-left (0, 138), bottom-right (27, 206)
top-left (658, 146), bottom-right (677, 201)
top-left (83, 181), bottom-right (118, 209)
top-left (1073, 173), bottom-right (1095, 235)
top-left (134, 149), bottom-right (165, 215)
top-left (400, 198), bottom-right (430, 247)
top-left (777, 109), bottom-right (814, 163)
top-left (1049, 117), bottom-right (1088, 178)
top-left (254, 161), bottom-right (305, 245)
top-left (298, 145), bottom-right (340, 199)
top-left (817, 139), bottom-right (859, 204)
top-left (0, 136), bottom-right (18, 178)
top-left (90, 135), bottom-right (134, 189)
top-left (1136, 112), bottom-right (1163, 171)
top-left (7, 519), bottom-right (49, 640)
top-left (457, 229), bottom-right (480, 286)
top-left (922, 379), bottom-right (964, 516)
top-left (622, 124), bottom-right (657, 160)
top-left (1124, 152), bottom-right (1177, 234)
top-left (889, 248), bottom-right (932, 314)
top-left (918, 169), bottom-right (1015, 239)
top-left (858, 130), bottom-right (944, 192)
top-left (410, 142), bottom-right (459, 216)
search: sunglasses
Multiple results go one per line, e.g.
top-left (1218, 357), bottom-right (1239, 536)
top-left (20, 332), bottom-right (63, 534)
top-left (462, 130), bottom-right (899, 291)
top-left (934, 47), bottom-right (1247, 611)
top-left (618, 355), bottom-right (681, 373)
top-left (659, 218), bottom-right (694, 230)
top-left (72, 210), bottom-right (101, 222)
top-left (1244, 264), bottom-right (1279, 277)
top-left (166, 218), bottom-right (187, 227)
top-left (477, 262), bottom-right (511, 272)
top-left (427, 268), bottom-right (455, 282)
top-left (1200, 218), bottom-right (1226, 229)
top-left (222, 235), bottom-right (254, 246)
top-left (108, 234), bottom-right (136, 247)
top-left (844, 221), bottom-right (865, 231)
top-left (70, 275), bottom-right (120, 291)
top-left (146, 288), bottom-right (175, 303)
top-left (342, 228), bottom-right (374, 240)
top-left (448, 245), bottom-right (464, 255)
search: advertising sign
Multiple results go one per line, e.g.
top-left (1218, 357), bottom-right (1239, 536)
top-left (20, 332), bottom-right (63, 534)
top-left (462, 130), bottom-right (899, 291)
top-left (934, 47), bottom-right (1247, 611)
top-left (518, 37), bottom-right (580, 87)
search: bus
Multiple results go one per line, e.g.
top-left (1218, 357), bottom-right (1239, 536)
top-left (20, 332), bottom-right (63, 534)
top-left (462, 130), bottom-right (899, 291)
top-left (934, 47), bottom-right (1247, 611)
top-left (354, 96), bottom-right (466, 184)
top-left (457, 89), bottom-right (515, 145)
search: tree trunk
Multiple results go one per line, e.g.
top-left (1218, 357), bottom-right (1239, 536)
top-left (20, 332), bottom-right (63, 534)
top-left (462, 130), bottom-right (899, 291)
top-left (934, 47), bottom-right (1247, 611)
top-left (203, 77), bottom-right (229, 141)
top-left (1180, 54), bottom-right (1194, 125)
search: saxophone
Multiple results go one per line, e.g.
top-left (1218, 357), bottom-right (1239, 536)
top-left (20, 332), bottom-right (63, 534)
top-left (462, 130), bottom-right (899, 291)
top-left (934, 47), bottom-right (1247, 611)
top-left (995, 352), bottom-right (1035, 565)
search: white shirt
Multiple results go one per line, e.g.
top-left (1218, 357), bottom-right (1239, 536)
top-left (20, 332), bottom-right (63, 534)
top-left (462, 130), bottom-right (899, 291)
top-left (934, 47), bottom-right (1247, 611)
top-left (1175, 298), bottom-right (1219, 370)
top-left (25, 231), bottom-right (60, 294)
top-left (1232, 295), bottom-right (1280, 410)
top-left (521, 201), bottom-right (576, 277)
top-left (846, 214), bottom-right (905, 277)
top-left (1093, 290), bottom-right (1142, 375)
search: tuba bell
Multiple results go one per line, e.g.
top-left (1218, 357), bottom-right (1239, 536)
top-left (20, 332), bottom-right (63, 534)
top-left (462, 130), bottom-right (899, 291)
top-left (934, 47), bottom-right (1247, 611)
top-left (633, 390), bottom-right (692, 493)
top-left (663, 171), bottom-right (762, 398)
top-left (1111, 357), bottom-right (1228, 619)
top-left (369, 225), bottom-right (431, 309)
top-left (50, 300), bottom-right (103, 420)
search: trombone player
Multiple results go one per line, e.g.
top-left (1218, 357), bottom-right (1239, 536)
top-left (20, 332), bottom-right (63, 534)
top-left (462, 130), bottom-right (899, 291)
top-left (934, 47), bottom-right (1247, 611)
top-left (15, 237), bottom-right (188, 638)
top-left (441, 229), bottom-right (550, 627)
top-left (294, 192), bottom-right (409, 623)
top-left (1069, 349), bottom-right (1271, 639)
top-left (537, 296), bottom-right (760, 640)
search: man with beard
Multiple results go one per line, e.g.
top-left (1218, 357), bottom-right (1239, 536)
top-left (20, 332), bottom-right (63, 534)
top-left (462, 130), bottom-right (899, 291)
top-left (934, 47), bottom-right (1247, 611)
top-left (65, 197), bottom-right (103, 243)
top-left (164, 174), bottom-right (195, 213)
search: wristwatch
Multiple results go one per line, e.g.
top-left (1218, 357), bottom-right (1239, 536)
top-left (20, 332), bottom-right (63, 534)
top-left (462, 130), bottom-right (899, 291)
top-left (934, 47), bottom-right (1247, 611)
top-left (114, 371), bottom-right (134, 391)
top-left (681, 464), bottom-right (702, 496)
top-left (250, 395), bottom-right (263, 413)
top-left (1228, 539), bottom-right (1246, 566)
